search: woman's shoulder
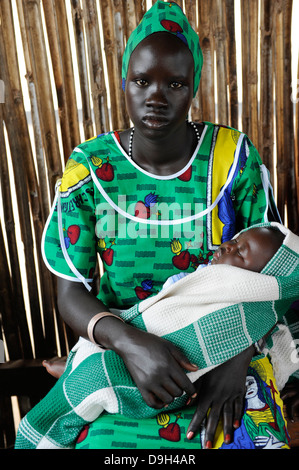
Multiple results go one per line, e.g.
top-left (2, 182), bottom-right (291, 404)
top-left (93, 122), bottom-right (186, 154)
top-left (201, 120), bottom-right (243, 136)
top-left (75, 131), bottom-right (116, 154)
top-left (201, 121), bottom-right (257, 147)
top-left (64, 131), bottom-right (121, 167)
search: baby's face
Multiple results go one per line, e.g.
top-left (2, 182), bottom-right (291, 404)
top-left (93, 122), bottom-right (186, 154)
top-left (211, 228), bottom-right (278, 273)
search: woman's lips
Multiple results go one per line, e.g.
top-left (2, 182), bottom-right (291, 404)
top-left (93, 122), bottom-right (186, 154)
top-left (142, 115), bottom-right (169, 129)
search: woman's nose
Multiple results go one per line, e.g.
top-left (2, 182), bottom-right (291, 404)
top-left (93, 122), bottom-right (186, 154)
top-left (145, 86), bottom-right (168, 109)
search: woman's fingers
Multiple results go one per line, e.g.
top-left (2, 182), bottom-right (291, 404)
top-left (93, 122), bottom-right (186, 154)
top-left (186, 400), bottom-right (209, 441)
top-left (186, 394), bottom-right (244, 447)
top-left (171, 347), bottom-right (198, 372)
top-left (222, 401), bottom-right (234, 444)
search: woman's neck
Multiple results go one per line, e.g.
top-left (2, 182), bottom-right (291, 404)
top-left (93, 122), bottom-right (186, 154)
top-left (121, 122), bottom-right (202, 176)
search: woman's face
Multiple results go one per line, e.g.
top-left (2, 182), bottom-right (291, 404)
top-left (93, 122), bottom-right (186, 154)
top-left (125, 32), bottom-right (194, 140)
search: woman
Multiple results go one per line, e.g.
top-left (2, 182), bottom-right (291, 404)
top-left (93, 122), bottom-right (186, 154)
top-left (33, 1), bottom-right (290, 449)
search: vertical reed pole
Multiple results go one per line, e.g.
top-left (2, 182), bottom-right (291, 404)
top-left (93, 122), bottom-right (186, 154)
top-left (83, 0), bottom-right (110, 134)
top-left (273, 0), bottom-right (284, 220)
top-left (273, 0), bottom-right (297, 230)
top-left (197, 0), bottom-right (215, 123)
top-left (134, 0), bottom-right (147, 24)
top-left (99, 0), bottom-right (125, 129)
top-left (54, 0), bottom-right (81, 150)
top-left (0, 5), bottom-right (46, 357)
top-left (259, 0), bottom-right (274, 184)
top-left (283, 0), bottom-right (297, 232)
top-left (185, 0), bottom-right (200, 122)
top-left (240, 0), bottom-right (249, 134)
top-left (16, 0), bottom-right (50, 219)
top-left (0, 107), bottom-right (31, 359)
top-left (240, 0), bottom-right (259, 143)
top-left (42, 0), bottom-right (73, 161)
top-left (22, 0), bottom-right (62, 200)
top-left (214, 0), bottom-right (229, 125)
top-left (125, 0), bottom-right (137, 38)
top-left (113, 0), bottom-right (130, 128)
top-left (71, 0), bottom-right (94, 140)
top-left (295, 55), bottom-right (299, 219)
top-left (225, 0), bottom-right (238, 129)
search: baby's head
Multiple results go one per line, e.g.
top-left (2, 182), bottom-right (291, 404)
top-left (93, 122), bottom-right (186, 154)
top-left (211, 226), bottom-right (285, 273)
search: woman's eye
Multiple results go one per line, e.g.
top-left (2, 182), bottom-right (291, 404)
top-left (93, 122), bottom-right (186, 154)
top-left (170, 82), bottom-right (183, 89)
top-left (135, 79), bottom-right (148, 87)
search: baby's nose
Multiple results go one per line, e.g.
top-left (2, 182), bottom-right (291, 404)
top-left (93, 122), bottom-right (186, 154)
top-left (223, 241), bottom-right (235, 253)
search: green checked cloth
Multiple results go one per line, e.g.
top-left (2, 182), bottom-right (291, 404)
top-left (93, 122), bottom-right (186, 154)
top-left (15, 223), bottom-right (299, 449)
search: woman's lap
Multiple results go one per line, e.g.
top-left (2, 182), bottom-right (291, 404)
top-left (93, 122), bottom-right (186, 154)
top-left (75, 355), bottom-right (290, 449)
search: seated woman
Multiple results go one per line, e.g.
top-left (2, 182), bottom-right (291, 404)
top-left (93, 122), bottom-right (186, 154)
top-left (15, 223), bottom-right (299, 448)
top-left (16, 1), bottom-right (298, 450)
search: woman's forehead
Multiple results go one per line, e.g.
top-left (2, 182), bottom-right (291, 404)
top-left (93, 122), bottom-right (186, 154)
top-left (128, 32), bottom-right (194, 71)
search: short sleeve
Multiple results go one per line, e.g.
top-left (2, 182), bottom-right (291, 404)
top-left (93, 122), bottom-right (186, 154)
top-left (42, 151), bottom-right (97, 289)
top-left (232, 136), bottom-right (280, 229)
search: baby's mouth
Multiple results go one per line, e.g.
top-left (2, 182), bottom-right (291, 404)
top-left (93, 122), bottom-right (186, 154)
top-left (212, 248), bottom-right (221, 262)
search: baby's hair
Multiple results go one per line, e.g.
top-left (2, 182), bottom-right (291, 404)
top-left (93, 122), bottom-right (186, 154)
top-left (264, 225), bottom-right (285, 248)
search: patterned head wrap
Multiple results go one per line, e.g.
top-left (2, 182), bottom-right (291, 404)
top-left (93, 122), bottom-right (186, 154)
top-left (122, 1), bottom-right (203, 97)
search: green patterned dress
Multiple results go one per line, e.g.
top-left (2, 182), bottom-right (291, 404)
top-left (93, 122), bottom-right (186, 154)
top-left (42, 122), bottom-right (276, 309)
top-left (37, 121), bottom-right (289, 449)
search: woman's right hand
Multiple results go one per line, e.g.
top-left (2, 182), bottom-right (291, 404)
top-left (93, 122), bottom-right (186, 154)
top-left (113, 324), bottom-right (198, 409)
top-left (57, 279), bottom-right (197, 409)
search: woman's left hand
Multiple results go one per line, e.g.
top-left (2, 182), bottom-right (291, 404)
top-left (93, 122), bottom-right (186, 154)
top-left (186, 345), bottom-right (255, 448)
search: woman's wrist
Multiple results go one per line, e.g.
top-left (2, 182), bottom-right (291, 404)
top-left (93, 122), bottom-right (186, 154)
top-left (87, 311), bottom-right (124, 346)
top-left (92, 314), bottom-right (131, 351)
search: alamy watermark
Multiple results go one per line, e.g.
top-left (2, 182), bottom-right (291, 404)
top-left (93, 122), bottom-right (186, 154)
top-left (94, 197), bottom-right (205, 249)
top-left (0, 79), bottom-right (4, 103)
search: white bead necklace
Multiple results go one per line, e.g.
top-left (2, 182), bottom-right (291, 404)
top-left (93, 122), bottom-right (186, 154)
top-left (128, 121), bottom-right (200, 159)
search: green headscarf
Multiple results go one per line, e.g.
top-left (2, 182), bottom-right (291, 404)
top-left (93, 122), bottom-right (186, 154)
top-left (122, 1), bottom-right (203, 97)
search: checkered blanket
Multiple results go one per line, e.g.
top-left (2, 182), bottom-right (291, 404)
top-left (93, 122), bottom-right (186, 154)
top-left (15, 223), bottom-right (299, 449)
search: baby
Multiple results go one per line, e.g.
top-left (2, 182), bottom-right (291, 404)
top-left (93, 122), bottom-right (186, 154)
top-left (163, 224), bottom-right (285, 289)
top-left (15, 224), bottom-right (286, 449)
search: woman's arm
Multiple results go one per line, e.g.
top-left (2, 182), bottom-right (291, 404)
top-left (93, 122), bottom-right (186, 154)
top-left (57, 278), bottom-right (198, 408)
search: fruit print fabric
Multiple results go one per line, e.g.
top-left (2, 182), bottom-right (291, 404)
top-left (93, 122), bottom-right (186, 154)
top-left (75, 355), bottom-right (290, 449)
top-left (121, 1), bottom-right (203, 97)
top-left (42, 122), bottom-right (272, 309)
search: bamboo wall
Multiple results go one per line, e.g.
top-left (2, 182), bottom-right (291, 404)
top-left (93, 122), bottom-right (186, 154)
top-left (0, 0), bottom-right (298, 445)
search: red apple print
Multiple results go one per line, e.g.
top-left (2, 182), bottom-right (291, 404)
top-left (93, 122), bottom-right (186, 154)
top-left (159, 422), bottom-right (181, 442)
top-left (67, 225), bottom-right (80, 245)
top-left (172, 250), bottom-right (191, 270)
top-left (178, 166), bottom-right (192, 181)
top-left (161, 19), bottom-right (183, 34)
top-left (77, 424), bottom-right (89, 443)
top-left (96, 159), bottom-right (114, 181)
top-left (135, 201), bottom-right (149, 219)
top-left (135, 193), bottom-right (158, 219)
top-left (102, 248), bottom-right (114, 266)
top-left (135, 286), bottom-right (152, 300)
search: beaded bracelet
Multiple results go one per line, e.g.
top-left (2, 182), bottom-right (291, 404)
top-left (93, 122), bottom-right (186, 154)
top-left (87, 312), bottom-right (124, 346)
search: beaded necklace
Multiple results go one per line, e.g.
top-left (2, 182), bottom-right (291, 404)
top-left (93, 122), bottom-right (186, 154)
top-left (128, 121), bottom-right (200, 159)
